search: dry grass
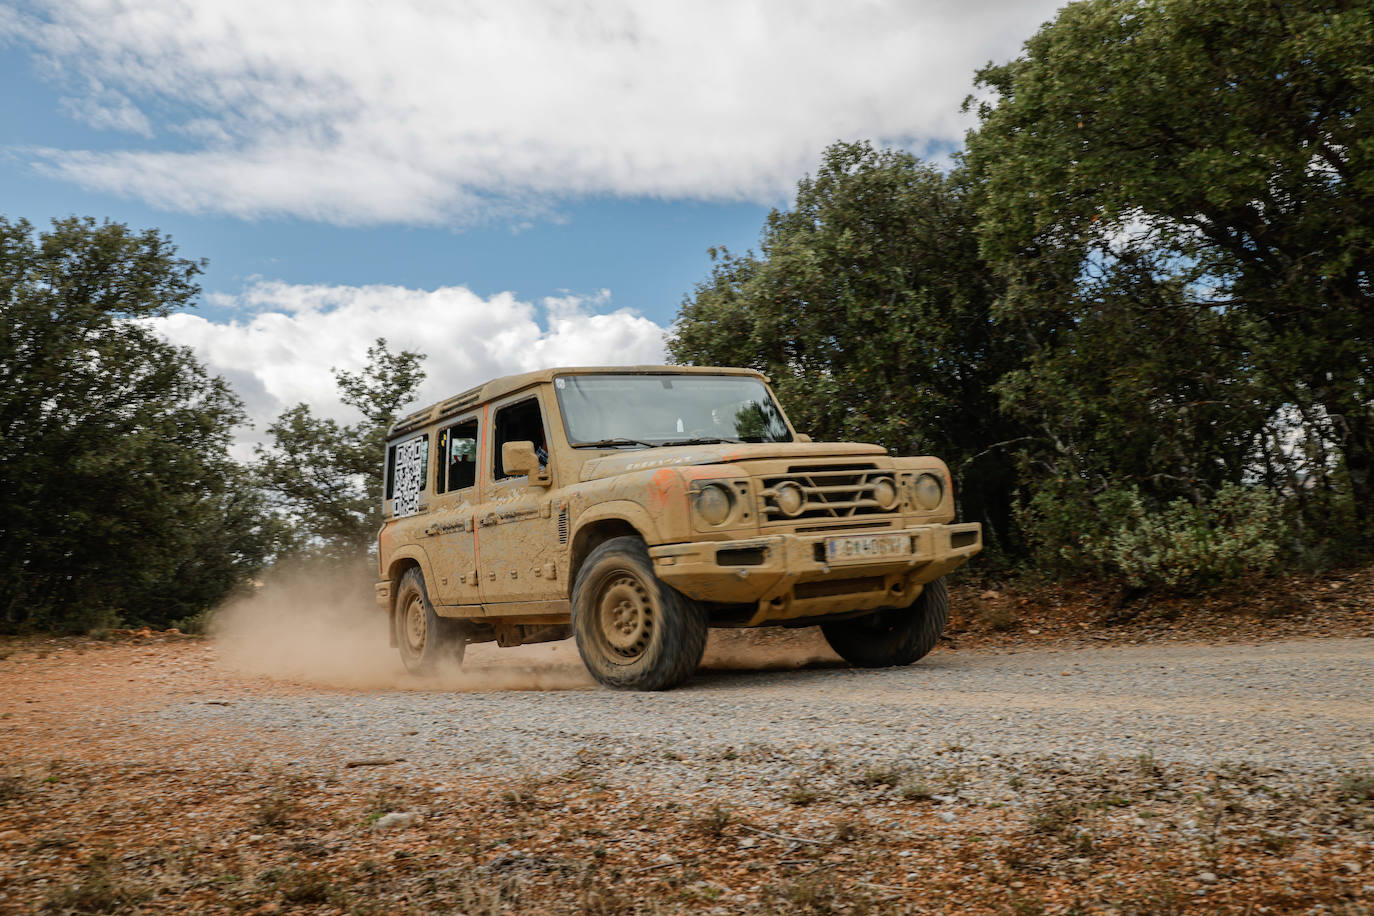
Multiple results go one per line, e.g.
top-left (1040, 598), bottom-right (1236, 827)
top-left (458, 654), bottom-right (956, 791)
top-left (0, 774), bottom-right (26, 802)
top-left (1337, 770), bottom-right (1374, 802)
top-left (976, 600), bottom-right (1021, 631)
top-left (856, 764), bottom-right (905, 788)
top-left (899, 777), bottom-right (935, 802)
top-left (783, 777), bottom-right (822, 807)
top-left (3, 755), bottom-right (1370, 915)
top-left (690, 803), bottom-right (732, 837)
top-left (40, 848), bottom-right (150, 914)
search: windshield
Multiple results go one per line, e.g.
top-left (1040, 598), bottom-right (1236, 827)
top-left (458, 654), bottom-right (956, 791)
top-left (555, 374), bottom-right (793, 447)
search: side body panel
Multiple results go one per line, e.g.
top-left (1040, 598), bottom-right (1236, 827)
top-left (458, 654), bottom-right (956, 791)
top-left (427, 412), bottom-right (482, 606)
top-left (474, 390), bottom-right (566, 605)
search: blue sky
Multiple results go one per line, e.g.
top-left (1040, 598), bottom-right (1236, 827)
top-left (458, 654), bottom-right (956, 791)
top-left (2, 44), bottom-right (771, 325)
top-left (1, 0), bottom-right (1064, 446)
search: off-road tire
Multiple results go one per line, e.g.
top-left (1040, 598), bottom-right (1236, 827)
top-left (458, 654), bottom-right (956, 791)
top-left (571, 536), bottom-right (708, 691)
top-left (395, 567), bottom-right (466, 676)
top-left (820, 577), bottom-right (949, 668)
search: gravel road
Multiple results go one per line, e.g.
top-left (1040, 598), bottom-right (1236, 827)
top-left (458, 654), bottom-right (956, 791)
top-left (160, 637), bottom-right (1374, 805)
top-left (6, 634), bottom-right (1373, 914)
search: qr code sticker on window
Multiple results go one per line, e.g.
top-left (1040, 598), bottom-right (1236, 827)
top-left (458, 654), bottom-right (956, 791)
top-left (392, 437), bottom-right (427, 517)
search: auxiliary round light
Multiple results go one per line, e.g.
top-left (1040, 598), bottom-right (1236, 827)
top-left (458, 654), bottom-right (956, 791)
top-left (775, 481), bottom-right (806, 517)
top-left (913, 473), bottom-right (944, 511)
top-left (871, 476), bottom-right (899, 510)
top-left (695, 483), bottom-right (735, 526)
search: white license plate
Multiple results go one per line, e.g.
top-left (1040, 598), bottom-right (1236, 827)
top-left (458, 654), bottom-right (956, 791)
top-left (824, 533), bottom-right (912, 563)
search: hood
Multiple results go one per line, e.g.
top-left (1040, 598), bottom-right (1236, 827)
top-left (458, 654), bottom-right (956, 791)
top-left (579, 441), bottom-right (887, 481)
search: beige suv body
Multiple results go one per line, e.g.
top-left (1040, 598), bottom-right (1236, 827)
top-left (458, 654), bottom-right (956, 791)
top-left (376, 366), bottom-right (981, 689)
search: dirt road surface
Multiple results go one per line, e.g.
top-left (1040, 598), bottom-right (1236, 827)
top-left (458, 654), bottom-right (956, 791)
top-left (2, 633), bottom-right (1371, 914)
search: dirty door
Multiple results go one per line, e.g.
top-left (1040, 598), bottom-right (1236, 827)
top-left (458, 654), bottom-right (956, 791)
top-left (427, 415), bottom-right (482, 607)
top-left (476, 391), bottom-right (565, 605)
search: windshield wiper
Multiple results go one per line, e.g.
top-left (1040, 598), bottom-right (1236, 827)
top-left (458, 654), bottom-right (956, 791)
top-left (577, 437), bottom-right (655, 449)
top-left (657, 436), bottom-right (741, 447)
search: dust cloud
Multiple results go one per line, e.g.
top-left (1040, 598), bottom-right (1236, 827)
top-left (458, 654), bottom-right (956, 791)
top-left (210, 563), bottom-right (840, 690)
top-left (700, 628), bottom-right (843, 672)
top-left (210, 563), bottom-right (594, 692)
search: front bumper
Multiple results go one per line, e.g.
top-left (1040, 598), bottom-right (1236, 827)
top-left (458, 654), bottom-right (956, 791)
top-left (648, 522), bottom-right (982, 626)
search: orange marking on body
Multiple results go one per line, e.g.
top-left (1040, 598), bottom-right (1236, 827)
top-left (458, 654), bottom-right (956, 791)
top-left (649, 468), bottom-right (680, 509)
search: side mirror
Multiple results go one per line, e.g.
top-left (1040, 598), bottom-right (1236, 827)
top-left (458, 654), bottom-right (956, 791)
top-left (502, 440), bottom-right (551, 487)
top-left (796, 433), bottom-right (813, 443)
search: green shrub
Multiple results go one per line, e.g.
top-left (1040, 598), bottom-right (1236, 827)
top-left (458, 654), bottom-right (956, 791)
top-left (171, 609), bottom-right (213, 635)
top-left (1079, 483), bottom-right (1288, 590)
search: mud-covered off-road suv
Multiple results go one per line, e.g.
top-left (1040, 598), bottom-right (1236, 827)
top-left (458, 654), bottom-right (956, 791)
top-left (376, 366), bottom-right (982, 690)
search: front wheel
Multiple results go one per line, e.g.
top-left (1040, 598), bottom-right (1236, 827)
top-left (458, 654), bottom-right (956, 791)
top-left (820, 577), bottom-right (949, 668)
top-left (571, 536), bottom-right (708, 690)
top-left (395, 568), bottom-right (466, 675)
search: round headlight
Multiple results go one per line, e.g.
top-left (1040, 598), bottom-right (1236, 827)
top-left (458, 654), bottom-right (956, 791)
top-left (871, 476), bottom-right (899, 510)
top-left (695, 483), bottom-right (734, 525)
top-left (913, 473), bottom-right (943, 510)
top-left (775, 481), bottom-right (805, 517)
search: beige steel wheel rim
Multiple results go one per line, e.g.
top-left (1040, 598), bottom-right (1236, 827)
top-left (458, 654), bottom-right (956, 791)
top-left (404, 595), bottom-right (427, 655)
top-left (597, 573), bottom-right (654, 660)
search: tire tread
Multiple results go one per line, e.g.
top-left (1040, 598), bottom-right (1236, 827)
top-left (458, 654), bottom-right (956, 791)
top-left (820, 578), bottom-right (949, 668)
top-left (572, 536), bottom-right (707, 690)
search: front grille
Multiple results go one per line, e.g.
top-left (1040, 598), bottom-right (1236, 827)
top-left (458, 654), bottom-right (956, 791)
top-left (760, 463), bottom-right (898, 524)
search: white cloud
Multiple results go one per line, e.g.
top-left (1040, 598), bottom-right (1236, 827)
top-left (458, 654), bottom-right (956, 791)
top-left (146, 281), bottom-right (668, 457)
top-left (9, 0), bottom-right (1066, 225)
top-left (58, 89), bottom-right (153, 137)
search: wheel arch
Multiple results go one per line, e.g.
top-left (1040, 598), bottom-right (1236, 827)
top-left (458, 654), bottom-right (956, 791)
top-left (383, 549), bottom-right (431, 647)
top-left (568, 509), bottom-right (653, 596)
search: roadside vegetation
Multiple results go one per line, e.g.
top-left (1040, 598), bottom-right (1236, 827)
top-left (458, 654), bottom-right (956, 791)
top-left (2, 0), bottom-right (1370, 634)
top-left (4, 746), bottom-right (1370, 914)
top-left (672, 0), bottom-right (1373, 582)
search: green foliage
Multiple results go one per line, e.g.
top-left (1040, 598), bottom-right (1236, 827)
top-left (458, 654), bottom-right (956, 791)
top-left (675, 2), bottom-right (1372, 584)
top-left (993, 267), bottom-right (1270, 495)
top-left (0, 217), bottom-right (273, 633)
top-left (670, 141), bottom-right (1030, 555)
top-left (965, 0), bottom-right (1374, 542)
top-left (255, 339), bottom-right (425, 561)
top-left (1077, 484), bottom-right (1289, 590)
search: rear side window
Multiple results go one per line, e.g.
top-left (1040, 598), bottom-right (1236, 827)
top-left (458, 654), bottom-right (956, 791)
top-left (437, 419), bottom-right (479, 494)
top-left (385, 434), bottom-right (428, 517)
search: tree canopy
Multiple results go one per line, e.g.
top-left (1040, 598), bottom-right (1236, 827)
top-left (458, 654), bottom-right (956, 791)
top-left (674, 0), bottom-right (1372, 581)
top-left (0, 217), bottom-right (273, 632)
top-left (669, 143), bottom-right (1028, 554)
top-left (255, 339), bottom-right (426, 562)
top-left (965, 0), bottom-right (1374, 538)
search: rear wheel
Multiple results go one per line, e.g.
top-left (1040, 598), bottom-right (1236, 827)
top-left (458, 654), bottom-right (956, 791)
top-left (572, 536), bottom-right (708, 690)
top-left (820, 577), bottom-right (949, 668)
top-left (395, 568), bottom-right (466, 675)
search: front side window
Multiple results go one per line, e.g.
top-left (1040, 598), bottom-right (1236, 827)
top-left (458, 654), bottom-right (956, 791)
top-left (385, 434), bottom-right (429, 517)
top-left (493, 397), bottom-right (548, 479)
top-left (555, 374), bottom-right (792, 447)
top-left (437, 419), bottom-right (479, 493)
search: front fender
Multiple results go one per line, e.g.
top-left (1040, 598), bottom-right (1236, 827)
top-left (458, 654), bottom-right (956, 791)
top-left (572, 500), bottom-right (667, 545)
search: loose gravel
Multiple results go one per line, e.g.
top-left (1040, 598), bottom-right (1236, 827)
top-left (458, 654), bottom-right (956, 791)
top-left (157, 637), bottom-right (1374, 805)
top-left (6, 634), bottom-right (1373, 914)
